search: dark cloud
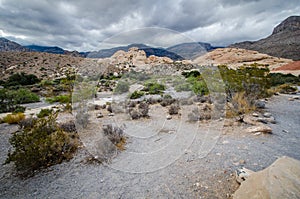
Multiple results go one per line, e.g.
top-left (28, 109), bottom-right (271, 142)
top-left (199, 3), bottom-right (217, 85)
top-left (0, 0), bottom-right (299, 51)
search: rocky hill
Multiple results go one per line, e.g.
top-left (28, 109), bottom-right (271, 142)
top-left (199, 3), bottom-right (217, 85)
top-left (230, 16), bottom-right (300, 60)
top-left (0, 37), bottom-right (30, 52)
top-left (87, 44), bottom-right (184, 61)
top-left (193, 48), bottom-right (292, 70)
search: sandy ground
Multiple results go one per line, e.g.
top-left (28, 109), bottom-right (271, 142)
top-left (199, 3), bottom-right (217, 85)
top-left (0, 93), bottom-right (299, 199)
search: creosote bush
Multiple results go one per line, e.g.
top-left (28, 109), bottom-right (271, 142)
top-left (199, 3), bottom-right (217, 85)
top-left (169, 104), bottom-right (180, 115)
top-left (4, 113), bottom-right (78, 176)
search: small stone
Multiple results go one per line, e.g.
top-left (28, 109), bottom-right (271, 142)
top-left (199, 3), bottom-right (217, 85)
top-left (108, 113), bottom-right (115, 117)
top-left (216, 153), bottom-right (222, 156)
top-left (254, 132), bottom-right (262, 136)
top-left (288, 98), bottom-right (294, 101)
top-left (292, 96), bottom-right (299, 100)
top-left (252, 113), bottom-right (259, 117)
top-left (239, 159), bottom-right (246, 164)
top-left (96, 113), bottom-right (103, 118)
top-left (282, 129), bottom-right (289, 133)
top-left (166, 115), bottom-right (172, 120)
top-left (222, 140), bottom-right (230, 144)
top-left (263, 112), bottom-right (272, 118)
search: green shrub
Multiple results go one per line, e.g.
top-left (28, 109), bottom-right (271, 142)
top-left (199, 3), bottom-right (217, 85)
top-left (129, 91), bottom-right (144, 99)
top-left (268, 73), bottom-right (300, 86)
top-left (46, 95), bottom-right (71, 104)
top-left (114, 81), bottom-right (129, 94)
top-left (37, 108), bottom-right (53, 118)
top-left (4, 113), bottom-right (78, 176)
top-left (2, 113), bottom-right (25, 124)
top-left (144, 82), bottom-right (165, 95)
top-left (12, 106), bottom-right (26, 113)
top-left (0, 88), bottom-right (39, 113)
top-left (4, 72), bottom-right (40, 87)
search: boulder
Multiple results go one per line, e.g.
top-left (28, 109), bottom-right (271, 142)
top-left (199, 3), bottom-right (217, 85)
top-left (233, 156), bottom-right (300, 199)
top-left (246, 125), bottom-right (272, 134)
top-left (255, 100), bottom-right (266, 109)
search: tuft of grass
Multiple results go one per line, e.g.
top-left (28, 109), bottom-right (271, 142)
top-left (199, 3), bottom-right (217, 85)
top-left (3, 113), bottom-right (25, 124)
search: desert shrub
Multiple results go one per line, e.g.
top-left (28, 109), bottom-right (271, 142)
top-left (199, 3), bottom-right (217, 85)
top-left (226, 92), bottom-right (255, 121)
top-left (102, 124), bottom-right (126, 150)
top-left (4, 72), bottom-right (40, 87)
top-left (175, 82), bottom-right (192, 92)
top-left (146, 97), bottom-right (160, 104)
top-left (129, 91), bottom-right (144, 99)
top-left (59, 121), bottom-right (77, 133)
top-left (4, 113), bottom-right (78, 176)
top-left (192, 80), bottom-right (209, 95)
top-left (275, 84), bottom-right (297, 94)
top-left (160, 95), bottom-right (176, 107)
top-left (12, 105), bottom-right (26, 113)
top-left (114, 81), bottom-right (129, 94)
top-left (37, 108), bottom-right (53, 118)
top-left (129, 109), bottom-right (140, 120)
top-left (268, 73), bottom-right (300, 86)
top-left (144, 82), bottom-right (165, 95)
top-left (19, 117), bottom-right (37, 129)
top-left (187, 104), bottom-right (212, 122)
top-left (46, 95), bottom-right (71, 104)
top-left (126, 100), bottom-right (137, 108)
top-left (169, 104), bottom-right (180, 115)
top-left (218, 65), bottom-right (270, 99)
top-left (2, 113), bottom-right (25, 124)
top-left (138, 102), bottom-right (149, 117)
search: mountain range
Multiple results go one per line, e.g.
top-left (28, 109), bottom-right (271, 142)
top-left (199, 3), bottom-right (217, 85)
top-left (0, 16), bottom-right (299, 61)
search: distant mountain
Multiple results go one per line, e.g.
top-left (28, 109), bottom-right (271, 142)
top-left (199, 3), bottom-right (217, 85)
top-left (87, 43), bottom-right (184, 60)
top-left (26, 44), bottom-right (84, 57)
top-left (25, 45), bottom-right (65, 54)
top-left (230, 16), bottom-right (300, 60)
top-left (0, 37), bottom-right (30, 52)
top-left (166, 42), bottom-right (217, 60)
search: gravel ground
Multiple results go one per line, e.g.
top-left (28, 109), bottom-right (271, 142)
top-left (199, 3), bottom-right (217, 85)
top-left (0, 93), bottom-right (299, 199)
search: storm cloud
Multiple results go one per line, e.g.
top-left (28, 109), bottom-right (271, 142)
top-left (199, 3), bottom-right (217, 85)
top-left (0, 0), bottom-right (299, 51)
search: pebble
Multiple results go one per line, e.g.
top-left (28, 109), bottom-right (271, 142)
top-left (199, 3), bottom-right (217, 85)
top-left (96, 113), bottom-right (103, 118)
top-left (166, 115), bottom-right (172, 120)
top-left (263, 112), bottom-right (272, 118)
top-left (108, 113), bottom-right (114, 117)
top-left (252, 113), bottom-right (259, 117)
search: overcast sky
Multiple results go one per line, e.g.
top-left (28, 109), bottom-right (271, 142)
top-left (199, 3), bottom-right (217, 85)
top-left (0, 0), bottom-right (299, 51)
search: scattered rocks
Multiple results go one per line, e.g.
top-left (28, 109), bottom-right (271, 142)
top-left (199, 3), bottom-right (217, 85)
top-left (246, 125), bottom-right (272, 134)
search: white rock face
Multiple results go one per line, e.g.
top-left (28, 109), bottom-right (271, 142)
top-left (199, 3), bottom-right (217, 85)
top-left (233, 156), bottom-right (300, 199)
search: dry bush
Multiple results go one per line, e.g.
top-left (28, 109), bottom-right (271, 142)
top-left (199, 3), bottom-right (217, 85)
top-left (169, 104), bottom-right (180, 115)
top-left (3, 113), bottom-right (25, 124)
top-left (138, 102), bottom-right (149, 117)
top-left (102, 124), bottom-right (126, 150)
top-left (226, 92), bottom-right (255, 121)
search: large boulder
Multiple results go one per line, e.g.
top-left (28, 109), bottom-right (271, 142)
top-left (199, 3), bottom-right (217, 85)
top-left (233, 156), bottom-right (300, 199)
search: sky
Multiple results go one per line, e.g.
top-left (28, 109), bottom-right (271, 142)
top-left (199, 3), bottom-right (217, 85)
top-left (0, 0), bottom-right (299, 51)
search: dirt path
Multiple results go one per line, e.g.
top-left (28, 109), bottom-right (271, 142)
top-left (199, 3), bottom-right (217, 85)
top-left (0, 93), bottom-right (299, 198)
